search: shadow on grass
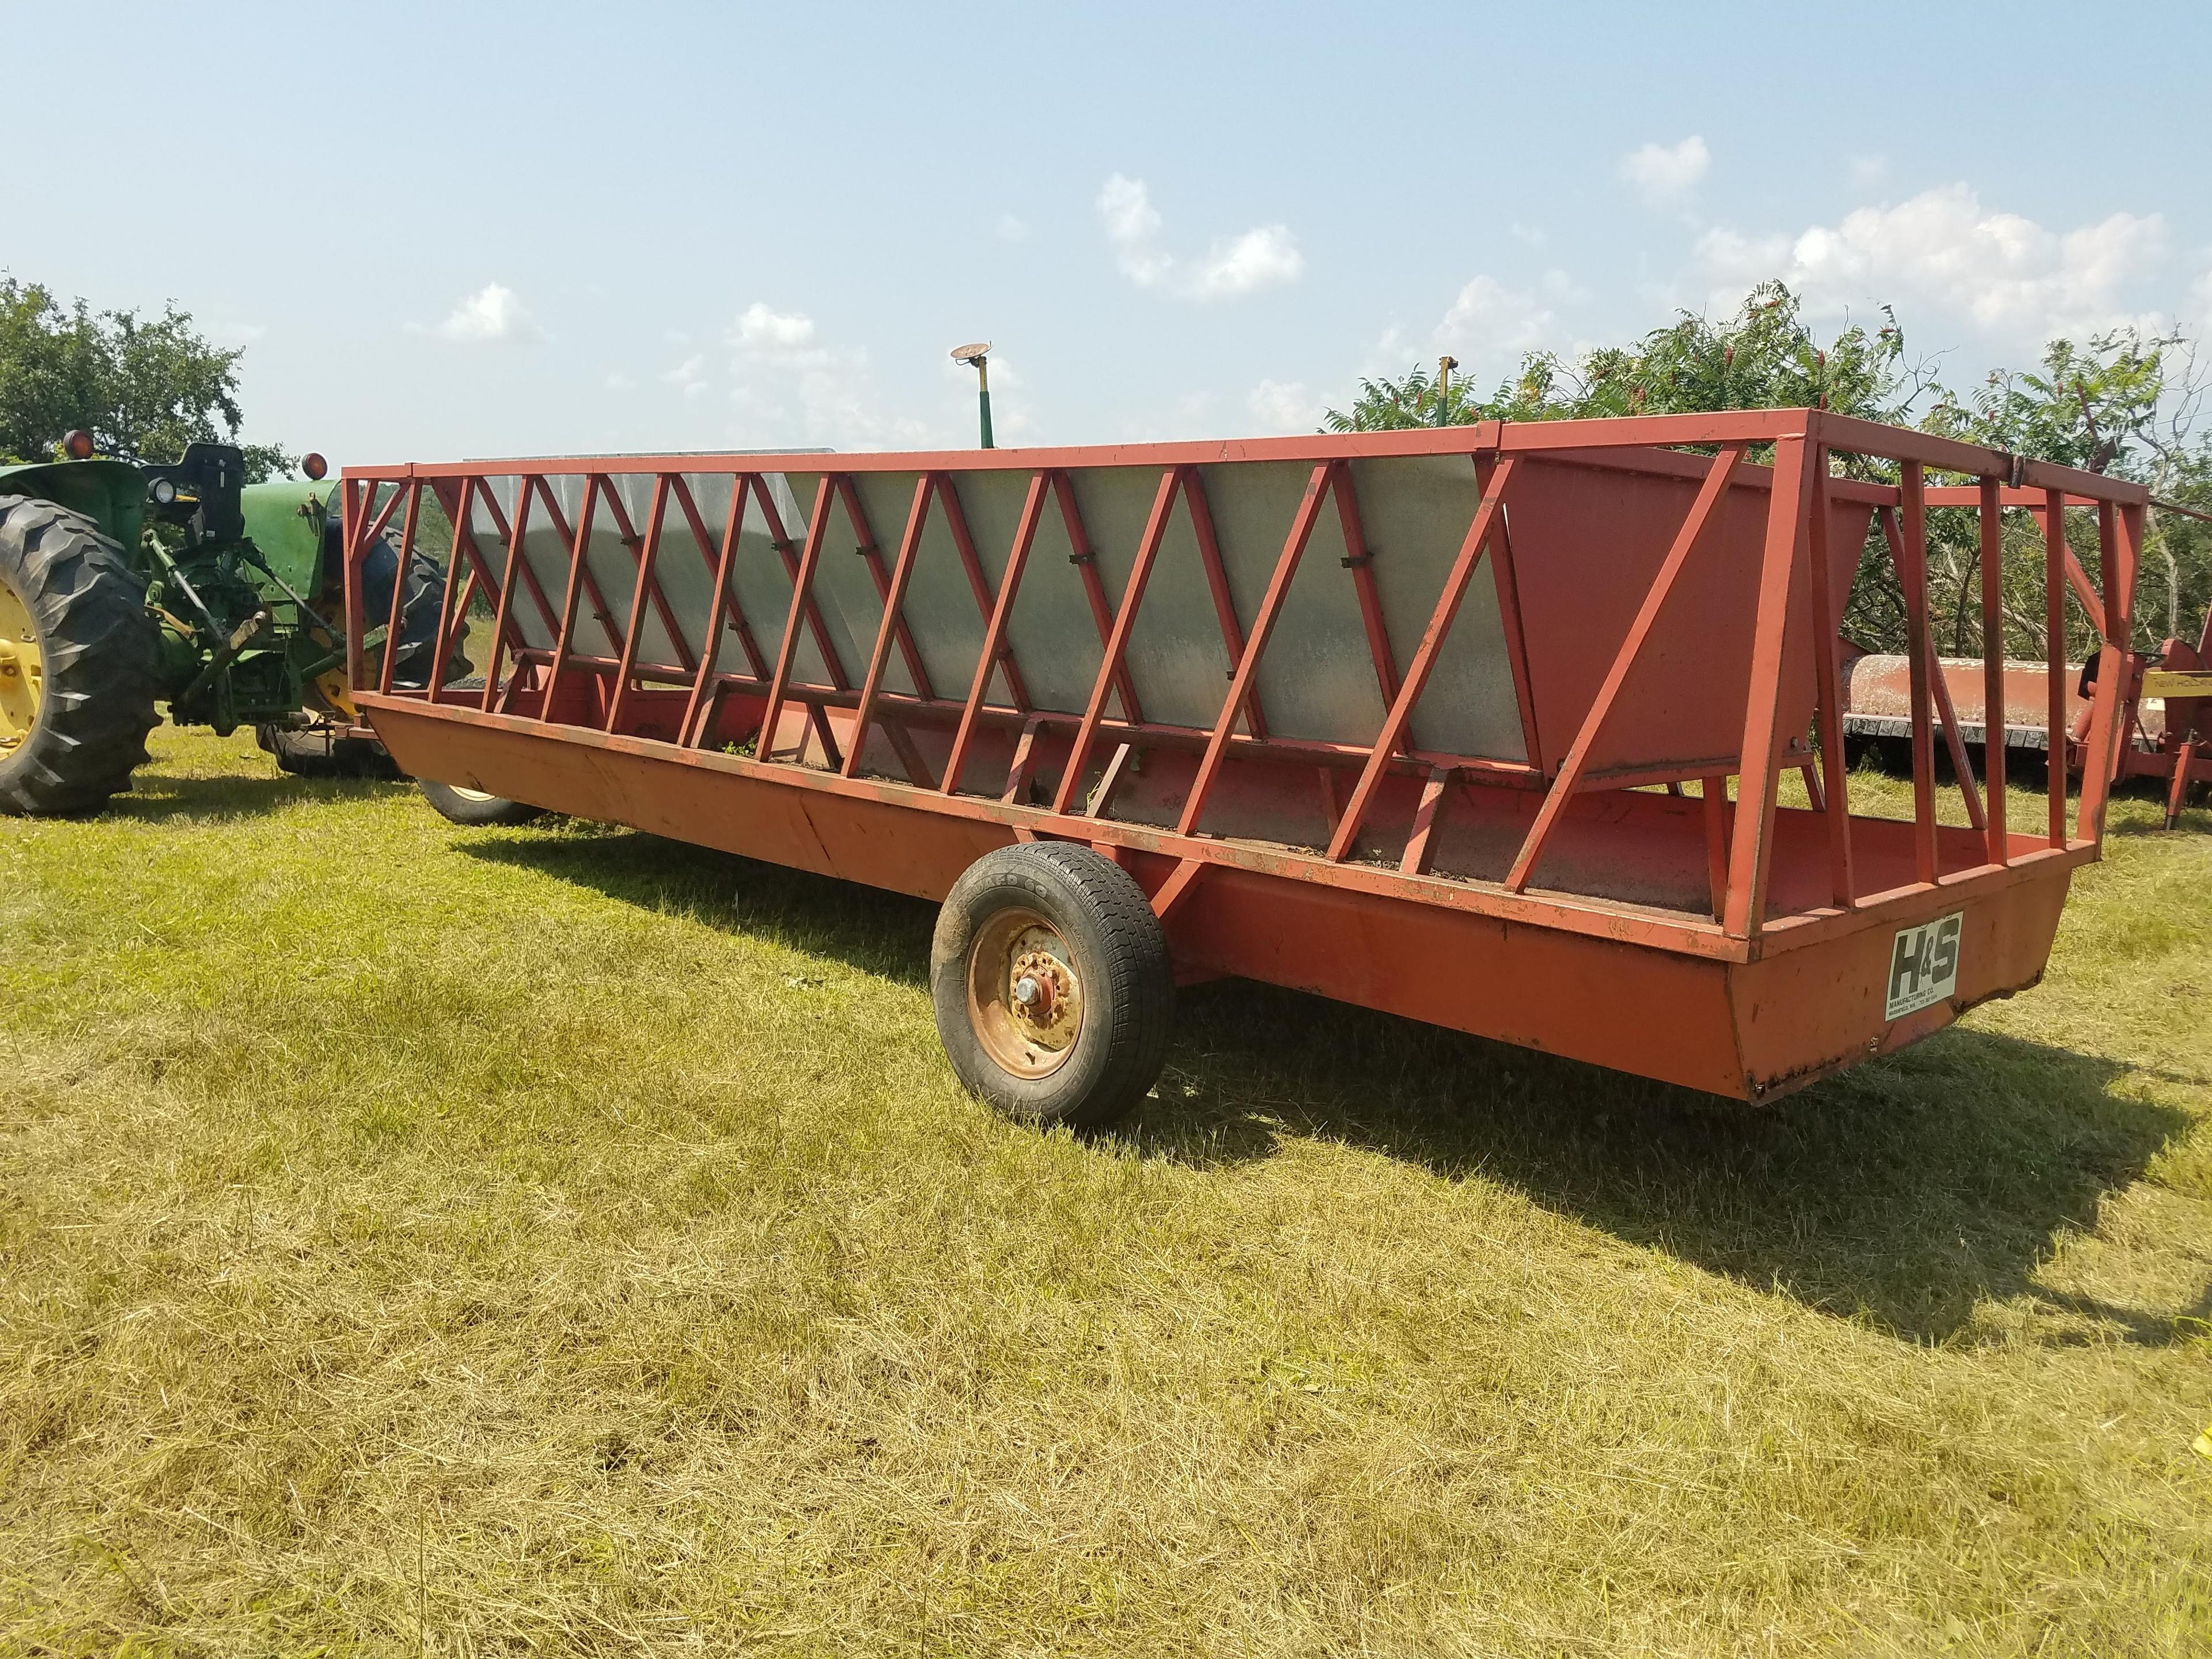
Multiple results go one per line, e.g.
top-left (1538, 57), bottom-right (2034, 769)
top-left (110, 770), bottom-right (412, 822)
top-left (464, 824), bottom-right (2194, 1344)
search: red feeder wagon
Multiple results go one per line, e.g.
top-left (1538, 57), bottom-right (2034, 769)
top-left (347, 411), bottom-right (2143, 1124)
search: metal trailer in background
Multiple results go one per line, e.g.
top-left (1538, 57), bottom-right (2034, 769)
top-left (1840, 515), bottom-right (2210, 829)
top-left (345, 411), bottom-right (2146, 1125)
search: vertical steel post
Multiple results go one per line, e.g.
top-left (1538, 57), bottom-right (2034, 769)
top-left (425, 476), bottom-right (478, 700)
top-left (377, 478), bottom-right (422, 696)
top-left (2044, 490), bottom-right (2068, 846)
top-left (1721, 437), bottom-right (1812, 938)
top-left (1978, 476), bottom-right (2008, 865)
top-left (1801, 443), bottom-right (1854, 907)
top-left (1894, 471), bottom-right (1940, 885)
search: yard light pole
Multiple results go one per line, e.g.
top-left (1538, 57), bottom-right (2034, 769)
top-left (952, 342), bottom-right (994, 449)
top-left (1436, 355), bottom-right (1459, 427)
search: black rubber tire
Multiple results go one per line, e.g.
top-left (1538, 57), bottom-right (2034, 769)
top-left (930, 842), bottom-right (1173, 1128)
top-left (0, 495), bottom-right (159, 817)
top-left (255, 723), bottom-right (401, 779)
top-left (359, 536), bottom-right (470, 690)
top-left (418, 775), bottom-right (545, 827)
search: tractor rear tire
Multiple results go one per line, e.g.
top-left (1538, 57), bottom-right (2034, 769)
top-left (418, 777), bottom-right (546, 827)
top-left (0, 495), bottom-right (159, 817)
top-left (930, 842), bottom-right (1173, 1128)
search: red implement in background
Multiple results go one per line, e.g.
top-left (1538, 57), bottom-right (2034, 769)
top-left (347, 411), bottom-right (2144, 1111)
top-left (1840, 486), bottom-right (2210, 830)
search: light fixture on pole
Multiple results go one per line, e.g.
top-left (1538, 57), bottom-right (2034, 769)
top-left (951, 342), bottom-right (994, 449)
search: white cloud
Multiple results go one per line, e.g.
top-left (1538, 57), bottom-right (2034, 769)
top-left (438, 283), bottom-right (534, 343)
top-left (1099, 174), bottom-right (1175, 287)
top-left (995, 212), bottom-right (1029, 243)
top-left (1096, 173), bottom-right (1301, 301)
top-left (661, 354), bottom-right (709, 399)
top-left (1246, 378), bottom-right (1323, 434)
top-left (1190, 226), bottom-right (1304, 299)
top-left (604, 369), bottom-right (636, 392)
top-left (1435, 275), bottom-right (1555, 359)
top-left (1848, 154), bottom-right (1889, 192)
top-left (725, 301), bottom-right (933, 450)
top-left (1509, 222), bottom-right (1547, 248)
top-left (733, 302), bottom-right (817, 352)
top-left (1697, 184), bottom-right (2169, 343)
top-left (1620, 136), bottom-right (1710, 208)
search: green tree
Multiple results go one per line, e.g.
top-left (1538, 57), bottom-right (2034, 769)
top-left (1918, 328), bottom-right (2211, 657)
top-left (1324, 282), bottom-right (1926, 432)
top-left (0, 277), bottom-right (294, 480)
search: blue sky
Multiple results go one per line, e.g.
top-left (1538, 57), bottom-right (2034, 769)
top-left (11, 1), bottom-right (2209, 465)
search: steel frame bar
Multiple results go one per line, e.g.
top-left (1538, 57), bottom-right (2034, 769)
top-left (1055, 468), bottom-right (1183, 815)
top-left (1978, 478), bottom-right (2008, 865)
top-left (1179, 467), bottom-right (1263, 740)
top-left (606, 474), bottom-right (676, 734)
top-left (527, 475), bottom-right (627, 660)
top-left (479, 482), bottom-right (535, 713)
top-left (1327, 457), bottom-right (1518, 863)
top-left (844, 475), bottom-right (938, 780)
top-left (2044, 488), bottom-right (2069, 846)
top-left (678, 475), bottom-right (757, 747)
top-left (1505, 445), bottom-right (1741, 893)
top-left (1892, 467), bottom-right (1941, 885)
top-left (1722, 438), bottom-right (1813, 938)
top-left (376, 481), bottom-right (422, 695)
top-left (833, 476), bottom-right (934, 703)
top-left (1399, 764), bottom-right (1455, 876)
top-left (1179, 463), bottom-right (1335, 836)
top-left (1875, 504), bottom-right (1986, 834)
top-left (467, 480), bottom-right (566, 650)
top-left (756, 476), bottom-right (843, 767)
top-left (931, 470), bottom-right (1031, 712)
top-left (1476, 454), bottom-right (1547, 775)
top-left (424, 476), bottom-right (479, 698)
top-left (944, 471), bottom-right (1048, 795)
top-left (538, 474), bottom-right (605, 720)
top-left (668, 476), bottom-right (768, 683)
top-left (600, 475), bottom-right (696, 680)
top-left (1051, 471), bottom-right (1143, 724)
top-left (2074, 503), bottom-right (2139, 842)
top-left (1801, 450), bottom-right (1854, 906)
top-left (1328, 464), bottom-right (1403, 711)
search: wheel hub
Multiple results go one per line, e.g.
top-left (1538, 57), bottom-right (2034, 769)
top-left (0, 573), bottom-right (43, 755)
top-left (965, 910), bottom-right (1085, 1079)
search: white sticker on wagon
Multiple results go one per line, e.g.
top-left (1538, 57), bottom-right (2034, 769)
top-left (1885, 912), bottom-right (1963, 1021)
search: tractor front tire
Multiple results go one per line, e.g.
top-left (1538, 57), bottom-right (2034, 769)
top-left (0, 495), bottom-right (158, 817)
top-left (418, 777), bottom-right (545, 827)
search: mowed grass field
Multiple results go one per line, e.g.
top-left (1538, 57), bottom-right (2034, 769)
top-left (3, 725), bottom-right (2210, 1657)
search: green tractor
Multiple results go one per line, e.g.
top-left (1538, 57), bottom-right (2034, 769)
top-left (0, 434), bottom-right (454, 815)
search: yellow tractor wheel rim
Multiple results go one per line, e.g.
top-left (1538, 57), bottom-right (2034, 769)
top-left (0, 571), bottom-right (41, 755)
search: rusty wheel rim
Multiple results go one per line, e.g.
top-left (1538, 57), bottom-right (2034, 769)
top-left (965, 906), bottom-right (1084, 1079)
top-left (0, 571), bottom-right (41, 757)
